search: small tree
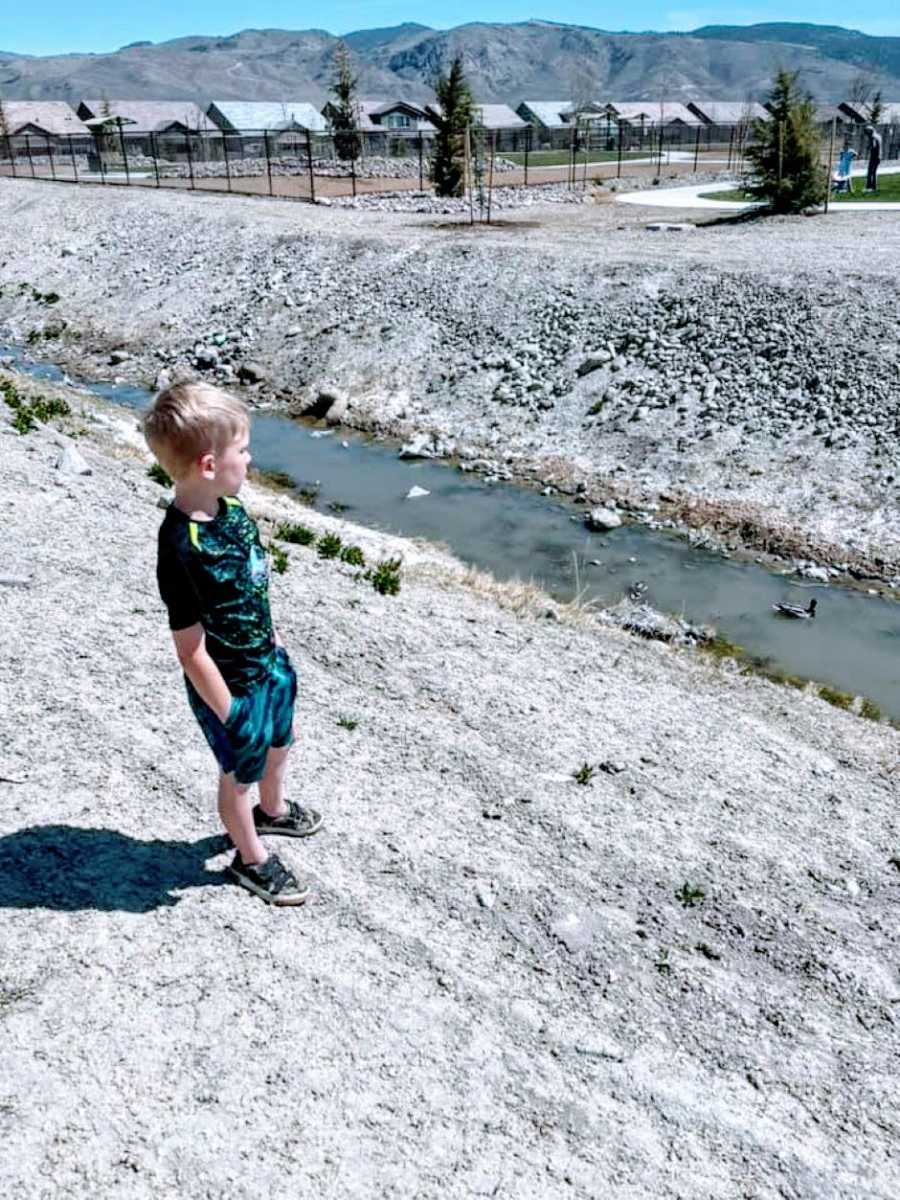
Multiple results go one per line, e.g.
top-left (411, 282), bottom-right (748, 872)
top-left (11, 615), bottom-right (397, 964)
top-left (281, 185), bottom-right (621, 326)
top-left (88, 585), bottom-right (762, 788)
top-left (429, 55), bottom-right (474, 198)
top-left (746, 69), bottom-right (826, 213)
top-left (867, 90), bottom-right (884, 125)
top-left (0, 92), bottom-right (9, 139)
top-left (329, 41), bottom-right (360, 161)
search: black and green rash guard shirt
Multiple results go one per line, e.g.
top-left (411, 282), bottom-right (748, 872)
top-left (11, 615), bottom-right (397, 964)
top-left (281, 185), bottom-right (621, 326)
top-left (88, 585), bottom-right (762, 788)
top-left (156, 496), bottom-right (276, 691)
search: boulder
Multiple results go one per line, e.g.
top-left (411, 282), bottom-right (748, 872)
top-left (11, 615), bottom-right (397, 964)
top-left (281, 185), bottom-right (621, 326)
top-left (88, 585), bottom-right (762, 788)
top-left (576, 350), bottom-right (612, 377)
top-left (109, 349), bottom-right (130, 366)
top-left (57, 444), bottom-right (92, 476)
top-left (237, 361), bottom-right (266, 385)
top-left (585, 507), bottom-right (622, 531)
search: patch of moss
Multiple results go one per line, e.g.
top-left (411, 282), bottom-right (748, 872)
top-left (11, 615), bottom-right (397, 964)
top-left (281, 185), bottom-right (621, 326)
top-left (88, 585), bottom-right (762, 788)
top-left (249, 467), bottom-right (296, 493)
top-left (860, 697), bottom-right (882, 722)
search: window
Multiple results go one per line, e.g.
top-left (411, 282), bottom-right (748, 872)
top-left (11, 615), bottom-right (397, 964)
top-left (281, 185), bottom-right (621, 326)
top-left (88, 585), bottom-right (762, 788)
top-left (383, 112), bottom-right (411, 129)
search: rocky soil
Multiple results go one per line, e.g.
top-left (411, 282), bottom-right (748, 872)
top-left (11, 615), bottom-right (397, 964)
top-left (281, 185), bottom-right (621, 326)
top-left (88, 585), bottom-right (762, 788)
top-left (0, 177), bottom-right (898, 578)
top-left (1, 371), bottom-right (899, 1198)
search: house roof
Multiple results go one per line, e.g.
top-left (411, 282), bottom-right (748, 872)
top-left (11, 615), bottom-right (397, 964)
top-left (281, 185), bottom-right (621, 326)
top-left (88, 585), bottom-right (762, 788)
top-left (607, 102), bottom-right (698, 125)
top-left (473, 104), bottom-right (529, 130)
top-left (687, 101), bottom-right (769, 125)
top-left (353, 100), bottom-right (435, 132)
top-left (517, 102), bottom-right (571, 128)
top-left (207, 102), bottom-right (328, 133)
top-left (1, 102), bottom-right (89, 137)
top-left (80, 101), bottom-right (216, 133)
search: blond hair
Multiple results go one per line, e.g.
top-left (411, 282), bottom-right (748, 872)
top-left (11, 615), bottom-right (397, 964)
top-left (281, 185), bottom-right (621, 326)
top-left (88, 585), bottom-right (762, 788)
top-left (143, 381), bottom-right (248, 480)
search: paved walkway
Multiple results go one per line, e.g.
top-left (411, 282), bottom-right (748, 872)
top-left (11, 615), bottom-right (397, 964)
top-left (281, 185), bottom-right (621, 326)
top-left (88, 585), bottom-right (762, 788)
top-left (616, 168), bottom-right (900, 213)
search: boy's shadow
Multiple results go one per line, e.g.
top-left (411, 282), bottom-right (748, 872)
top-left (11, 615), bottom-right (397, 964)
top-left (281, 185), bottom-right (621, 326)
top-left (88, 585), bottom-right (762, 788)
top-left (0, 825), bottom-right (230, 913)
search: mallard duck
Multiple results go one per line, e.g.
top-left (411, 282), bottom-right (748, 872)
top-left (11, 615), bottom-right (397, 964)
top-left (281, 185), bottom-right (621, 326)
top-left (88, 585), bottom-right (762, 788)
top-left (772, 598), bottom-right (817, 619)
top-left (628, 580), bottom-right (649, 601)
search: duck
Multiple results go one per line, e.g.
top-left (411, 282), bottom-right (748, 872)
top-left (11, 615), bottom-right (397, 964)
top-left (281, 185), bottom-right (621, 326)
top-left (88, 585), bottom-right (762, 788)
top-left (772, 598), bottom-right (817, 619)
top-left (628, 580), bottom-right (649, 601)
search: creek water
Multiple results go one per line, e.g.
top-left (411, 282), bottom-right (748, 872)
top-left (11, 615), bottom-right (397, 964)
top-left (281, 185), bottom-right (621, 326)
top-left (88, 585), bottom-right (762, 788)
top-left (5, 345), bottom-right (900, 719)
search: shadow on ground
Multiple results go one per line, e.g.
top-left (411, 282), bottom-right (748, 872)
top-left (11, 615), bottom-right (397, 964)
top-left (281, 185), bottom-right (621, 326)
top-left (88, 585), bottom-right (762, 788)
top-left (0, 825), bottom-right (229, 912)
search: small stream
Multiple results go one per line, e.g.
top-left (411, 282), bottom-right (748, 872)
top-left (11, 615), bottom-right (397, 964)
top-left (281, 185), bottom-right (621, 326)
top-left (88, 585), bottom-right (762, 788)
top-left (5, 344), bottom-right (900, 719)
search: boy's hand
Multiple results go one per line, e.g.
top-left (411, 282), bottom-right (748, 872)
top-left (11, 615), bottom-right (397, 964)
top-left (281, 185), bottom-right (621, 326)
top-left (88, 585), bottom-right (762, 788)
top-left (172, 622), bottom-right (233, 724)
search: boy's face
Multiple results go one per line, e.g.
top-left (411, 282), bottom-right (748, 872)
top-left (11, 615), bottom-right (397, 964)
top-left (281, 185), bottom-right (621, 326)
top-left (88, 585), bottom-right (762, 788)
top-left (208, 426), bottom-right (251, 495)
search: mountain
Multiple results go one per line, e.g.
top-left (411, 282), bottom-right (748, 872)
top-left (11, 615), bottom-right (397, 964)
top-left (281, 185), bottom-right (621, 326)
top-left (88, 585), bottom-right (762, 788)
top-left (0, 21), bottom-right (898, 106)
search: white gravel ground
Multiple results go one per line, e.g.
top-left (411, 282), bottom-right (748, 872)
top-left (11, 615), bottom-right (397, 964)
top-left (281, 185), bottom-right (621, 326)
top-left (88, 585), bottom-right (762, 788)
top-left (1, 375), bottom-right (899, 1199)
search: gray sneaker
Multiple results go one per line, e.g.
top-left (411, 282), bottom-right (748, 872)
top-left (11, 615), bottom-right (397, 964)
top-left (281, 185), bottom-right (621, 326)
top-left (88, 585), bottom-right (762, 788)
top-left (226, 851), bottom-right (310, 906)
top-left (253, 800), bottom-right (323, 839)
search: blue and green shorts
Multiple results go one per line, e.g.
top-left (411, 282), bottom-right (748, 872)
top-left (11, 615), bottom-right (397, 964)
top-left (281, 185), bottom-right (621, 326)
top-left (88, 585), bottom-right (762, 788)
top-left (186, 647), bottom-right (298, 785)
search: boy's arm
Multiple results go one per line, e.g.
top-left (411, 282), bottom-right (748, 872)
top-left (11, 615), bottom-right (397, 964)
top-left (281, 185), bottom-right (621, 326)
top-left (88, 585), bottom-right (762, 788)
top-left (172, 623), bottom-right (233, 723)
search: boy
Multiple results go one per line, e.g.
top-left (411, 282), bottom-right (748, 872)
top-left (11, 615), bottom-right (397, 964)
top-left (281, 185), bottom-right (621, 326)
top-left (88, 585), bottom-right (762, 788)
top-left (143, 381), bottom-right (321, 906)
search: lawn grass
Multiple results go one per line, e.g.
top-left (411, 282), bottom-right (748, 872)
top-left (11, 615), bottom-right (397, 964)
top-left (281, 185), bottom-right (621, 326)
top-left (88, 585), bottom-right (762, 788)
top-left (502, 149), bottom-right (647, 167)
top-left (700, 174), bottom-right (900, 205)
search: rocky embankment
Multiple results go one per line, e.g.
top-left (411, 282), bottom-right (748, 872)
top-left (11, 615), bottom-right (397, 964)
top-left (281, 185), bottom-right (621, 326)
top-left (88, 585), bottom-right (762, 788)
top-left (1, 177), bottom-right (899, 577)
top-left (1, 369), bottom-right (899, 1198)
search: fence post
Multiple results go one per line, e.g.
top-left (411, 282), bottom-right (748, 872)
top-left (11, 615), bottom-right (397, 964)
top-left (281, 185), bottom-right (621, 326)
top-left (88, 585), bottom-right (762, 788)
top-left (68, 135), bottom-right (78, 182)
top-left (185, 131), bottom-right (195, 190)
top-left (45, 134), bottom-right (56, 180)
top-left (568, 121), bottom-right (576, 188)
top-left (6, 135), bottom-right (16, 178)
top-left (351, 144), bottom-right (357, 198)
top-left (25, 135), bottom-right (36, 178)
top-left (726, 126), bottom-right (734, 172)
top-left (222, 131), bottom-right (232, 193)
top-left (118, 122), bottom-right (130, 185)
top-left (417, 132), bottom-right (423, 191)
top-left (149, 132), bottom-right (160, 187)
top-left (304, 130), bottom-right (315, 203)
top-left (486, 128), bottom-right (495, 223)
top-left (824, 115), bottom-right (837, 214)
top-left (693, 124), bottom-right (701, 172)
top-left (617, 120), bottom-right (623, 178)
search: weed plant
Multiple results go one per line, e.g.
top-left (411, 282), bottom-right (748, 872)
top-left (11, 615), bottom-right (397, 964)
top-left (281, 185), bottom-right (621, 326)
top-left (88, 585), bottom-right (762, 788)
top-left (269, 544), bottom-right (289, 574)
top-left (340, 544), bottom-right (365, 567)
top-left (573, 762), bottom-right (595, 786)
top-left (147, 463), bottom-right (173, 487)
top-left (676, 882), bottom-right (706, 908)
top-left (337, 715), bottom-right (359, 731)
top-left (2, 380), bottom-right (70, 433)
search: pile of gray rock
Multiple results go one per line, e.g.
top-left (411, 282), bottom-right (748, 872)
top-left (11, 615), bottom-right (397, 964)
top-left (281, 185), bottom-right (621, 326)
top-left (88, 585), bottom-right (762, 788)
top-left (331, 182), bottom-right (590, 214)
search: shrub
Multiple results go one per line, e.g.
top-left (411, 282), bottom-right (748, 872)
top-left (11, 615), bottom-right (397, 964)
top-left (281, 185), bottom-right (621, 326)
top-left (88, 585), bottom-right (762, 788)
top-left (337, 715), bottom-right (359, 731)
top-left (269, 544), bottom-right (289, 574)
top-left (316, 532), bottom-right (343, 559)
top-left (275, 521), bottom-right (316, 545)
top-left (366, 557), bottom-right (402, 596)
top-left (340, 544), bottom-right (365, 567)
top-left (819, 684), bottom-right (853, 711)
top-left (430, 56), bottom-right (475, 198)
top-left (573, 762), bottom-right (595, 786)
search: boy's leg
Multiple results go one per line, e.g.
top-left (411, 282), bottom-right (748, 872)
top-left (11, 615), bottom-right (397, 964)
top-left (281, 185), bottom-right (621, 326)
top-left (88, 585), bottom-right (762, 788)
top-left (258, 744), bottom-right (291, 819)
top-left (218, 771), bottom-right (268, 864)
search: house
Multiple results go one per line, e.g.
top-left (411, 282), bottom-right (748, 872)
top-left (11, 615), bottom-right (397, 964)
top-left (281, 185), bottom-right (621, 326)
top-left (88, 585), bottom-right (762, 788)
top-left (206, 101), bottom-right (328, 134)
top-left (606, 102), bottom-right (698, 128)
top-left (838, 100), bottom-right (900, 124)
top-left (77, 100), bottom-right (215, 134)
top-left (515, 101), bottom-right (611, 147)
top-left (0, 101), bottom-right (89, 139)
top-left (321, 99), bottom-right (436, 134)
top-left (687, 101), bottom-right (768, 126)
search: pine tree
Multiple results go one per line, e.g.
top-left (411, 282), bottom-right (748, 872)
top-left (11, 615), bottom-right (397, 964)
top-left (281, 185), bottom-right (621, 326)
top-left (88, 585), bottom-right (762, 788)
top-left (746, 70), bottom-right (826, 213)
top-left (0, 92), bottom-right (9, 140)
top-left (429, 56), bottom-right (474, 198)
top-left (329, 41), bottom-right (360, 161)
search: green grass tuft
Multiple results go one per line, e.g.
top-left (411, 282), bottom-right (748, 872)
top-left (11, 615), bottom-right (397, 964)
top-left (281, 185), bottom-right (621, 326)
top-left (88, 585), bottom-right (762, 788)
top-left (147, 462), bottom-right (173, 487)
top-left (316, 532), bottom-right (343, 560)
top-left (274, 521), bottom-right (316, 545)
top-left (366, 557), bottom-right (402, 596)
top-left (340, 544), bottom-right (365, 567)
top-left (269, 544), bottom-right (289, 574)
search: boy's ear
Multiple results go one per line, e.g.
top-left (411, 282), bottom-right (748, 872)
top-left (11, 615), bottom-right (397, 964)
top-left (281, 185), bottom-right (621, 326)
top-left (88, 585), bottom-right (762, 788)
top-left (198, 450), bottom-right (216, 479)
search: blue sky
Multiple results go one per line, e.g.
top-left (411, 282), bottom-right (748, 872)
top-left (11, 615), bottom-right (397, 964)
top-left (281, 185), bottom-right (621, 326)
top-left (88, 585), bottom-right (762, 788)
top-left (3, 4), bottom-right (899, 57)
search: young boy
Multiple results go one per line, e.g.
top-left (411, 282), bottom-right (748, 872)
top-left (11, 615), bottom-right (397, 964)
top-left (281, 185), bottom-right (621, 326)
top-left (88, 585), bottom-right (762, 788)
top-left (143, 381), bottom-right (322, 906)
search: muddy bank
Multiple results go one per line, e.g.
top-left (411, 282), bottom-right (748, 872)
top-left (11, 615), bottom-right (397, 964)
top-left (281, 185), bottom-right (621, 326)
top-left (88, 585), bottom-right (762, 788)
top-left (1, 179), bottom-right (899, 579)
top-left (1, 370), bottom-right (899, 1198)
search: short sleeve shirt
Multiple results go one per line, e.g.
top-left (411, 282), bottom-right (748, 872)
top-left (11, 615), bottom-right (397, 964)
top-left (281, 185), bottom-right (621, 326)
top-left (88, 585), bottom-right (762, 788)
top-left (156, 496), bottom-right (276, 691)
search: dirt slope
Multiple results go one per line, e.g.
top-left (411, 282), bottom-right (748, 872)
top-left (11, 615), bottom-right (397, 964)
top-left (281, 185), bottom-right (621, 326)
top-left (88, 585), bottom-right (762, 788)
top-left (0, 375), bottom-right (898, 1198)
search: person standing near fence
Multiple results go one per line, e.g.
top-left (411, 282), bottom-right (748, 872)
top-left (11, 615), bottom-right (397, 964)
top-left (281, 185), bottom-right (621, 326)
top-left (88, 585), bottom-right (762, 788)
top-left (864, 124), bottom-right (882, 192)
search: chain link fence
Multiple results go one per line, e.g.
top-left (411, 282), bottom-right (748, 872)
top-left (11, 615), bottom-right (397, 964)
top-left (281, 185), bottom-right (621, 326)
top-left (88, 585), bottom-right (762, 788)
top-left (1, 120), bottom-right (897, 206)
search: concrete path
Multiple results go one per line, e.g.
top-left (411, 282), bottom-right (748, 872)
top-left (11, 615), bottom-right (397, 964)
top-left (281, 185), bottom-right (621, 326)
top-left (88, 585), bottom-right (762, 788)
top-left (616, 169), bottom-right (900, 213)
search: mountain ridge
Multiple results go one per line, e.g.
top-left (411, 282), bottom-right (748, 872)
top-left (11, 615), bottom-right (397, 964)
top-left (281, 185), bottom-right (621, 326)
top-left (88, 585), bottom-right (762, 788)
top-left (0, 21), bottom-right (898, 106)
